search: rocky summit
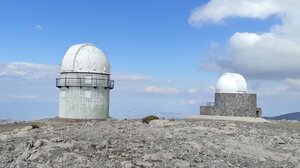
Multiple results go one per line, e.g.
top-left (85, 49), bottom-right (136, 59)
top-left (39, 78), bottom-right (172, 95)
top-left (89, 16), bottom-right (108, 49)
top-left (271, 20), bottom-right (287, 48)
top-left (0, 118), bottom-right (300, 168)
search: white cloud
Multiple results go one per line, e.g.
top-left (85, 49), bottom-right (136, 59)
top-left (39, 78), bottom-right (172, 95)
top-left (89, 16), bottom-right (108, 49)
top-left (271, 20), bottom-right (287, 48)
top-left (180, 99), bottom-right (198, 105)
top-left (0, 94), bottom-right (38, 100)
top-left (189, 100), bottom-right (197, 104)
top-left (189, 0), bottom-right (281, 26)
top-left (227, 32), bottom-right (300, 79)
top-left (285, 78), bottom-right (300, 92)
top-left (8, 94), bottom-right (37, 99)
top-left (111, 73), bottom-right (152, 81)
top-left (33, 24), bottom-right (43, 30)
top-left (142, 86), bottom-right (180, 94)
top-left (193, 0), bottom-right (300, 80)
top-left (187, 88), bottom-right (199, 94)
top-left (0, 62), bottom-right (59, 79)
top-left (253, 83), bottom-right (288, 96)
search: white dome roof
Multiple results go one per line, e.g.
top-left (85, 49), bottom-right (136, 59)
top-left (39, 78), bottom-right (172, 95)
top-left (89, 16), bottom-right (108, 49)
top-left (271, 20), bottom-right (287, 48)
top-left (60, 43), bottom-right (110, 74)
top-left (216, 73), bottom-right (247, 93)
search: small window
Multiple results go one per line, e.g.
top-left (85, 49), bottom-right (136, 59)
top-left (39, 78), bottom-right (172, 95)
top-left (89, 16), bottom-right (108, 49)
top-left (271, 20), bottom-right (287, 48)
top-left (85, 90), bottom-right (92, 98)
top-left (61, 90), bottom-right (66, 98)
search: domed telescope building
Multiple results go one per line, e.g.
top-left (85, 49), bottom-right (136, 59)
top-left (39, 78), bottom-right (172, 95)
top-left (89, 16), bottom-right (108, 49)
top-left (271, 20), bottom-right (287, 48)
top-left (200, 73), bottom-right (261, 117)
top-left (56, 43), bottom-right (114, 119)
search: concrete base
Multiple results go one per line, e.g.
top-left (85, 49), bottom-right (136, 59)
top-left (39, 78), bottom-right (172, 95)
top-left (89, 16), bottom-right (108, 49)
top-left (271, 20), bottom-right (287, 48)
top-left (186, 115), bottom-right (270, 123)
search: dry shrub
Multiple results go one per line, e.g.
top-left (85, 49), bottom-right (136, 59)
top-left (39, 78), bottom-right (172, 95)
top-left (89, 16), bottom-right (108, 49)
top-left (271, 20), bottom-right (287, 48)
top-left (142, 115), bottom-right (159, 124)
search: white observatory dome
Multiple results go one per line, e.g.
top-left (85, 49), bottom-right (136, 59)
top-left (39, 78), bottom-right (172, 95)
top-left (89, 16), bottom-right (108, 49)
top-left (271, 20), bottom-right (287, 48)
top-left (60, 43), bottom-right (110, 74)
top-left (216, 73), bottom-right (247, 93)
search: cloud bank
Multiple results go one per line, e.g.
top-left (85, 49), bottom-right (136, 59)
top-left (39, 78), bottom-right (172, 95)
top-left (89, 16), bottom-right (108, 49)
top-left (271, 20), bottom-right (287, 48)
top-left (142, 86), bottom-right (180, 94)
top-left (111, 73), bottom-right (152, 81)
top-left (0, 62), bottom-right (59, 79)
top-left (190, 0), bottom-right (300, 85)
top-left (189, 0), bottom-right (281, 26)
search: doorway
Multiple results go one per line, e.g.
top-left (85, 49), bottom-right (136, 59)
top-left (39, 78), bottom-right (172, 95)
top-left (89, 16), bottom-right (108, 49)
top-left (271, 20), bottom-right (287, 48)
top-left (256, 110), bottom-right (260, 117)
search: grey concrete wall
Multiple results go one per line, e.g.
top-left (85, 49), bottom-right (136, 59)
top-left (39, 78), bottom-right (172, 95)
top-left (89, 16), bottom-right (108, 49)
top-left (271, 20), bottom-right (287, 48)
top-left (200, 93), bottom-right (261, 117)
top-left (58, 72), bottom-right (110, 119)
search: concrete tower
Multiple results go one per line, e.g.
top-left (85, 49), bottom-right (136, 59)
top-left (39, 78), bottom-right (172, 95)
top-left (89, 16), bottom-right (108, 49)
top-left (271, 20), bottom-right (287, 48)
top-left (56, 43), bottom-right (114, 119)
top-left (200, 73), bottom-right (261, 117)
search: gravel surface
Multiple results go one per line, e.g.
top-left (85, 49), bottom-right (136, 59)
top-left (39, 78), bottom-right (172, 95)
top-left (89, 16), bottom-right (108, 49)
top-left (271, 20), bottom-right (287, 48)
top-left (0, 118), bottom-right (300, 168)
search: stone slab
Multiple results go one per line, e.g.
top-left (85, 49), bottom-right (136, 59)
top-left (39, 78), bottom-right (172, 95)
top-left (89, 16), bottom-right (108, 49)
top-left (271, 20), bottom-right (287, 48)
top-left (186, 115), bottom-right (270, 123)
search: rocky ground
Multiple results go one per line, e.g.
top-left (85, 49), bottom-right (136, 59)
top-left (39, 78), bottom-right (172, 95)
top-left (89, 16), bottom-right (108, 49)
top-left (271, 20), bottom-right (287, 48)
top-left (0, 118), bottom-right (300, 168)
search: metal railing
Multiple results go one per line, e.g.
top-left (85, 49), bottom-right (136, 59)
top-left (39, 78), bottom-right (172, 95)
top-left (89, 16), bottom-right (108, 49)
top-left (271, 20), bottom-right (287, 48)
top-left (56, 78), bottom-right (114, 89)
top-left (201, 102), bottom-right (215, 107)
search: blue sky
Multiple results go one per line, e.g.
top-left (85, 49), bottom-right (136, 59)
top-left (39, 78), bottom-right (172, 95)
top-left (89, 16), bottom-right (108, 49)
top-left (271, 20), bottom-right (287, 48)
top-left (1, 0), bottom-right (299, 120)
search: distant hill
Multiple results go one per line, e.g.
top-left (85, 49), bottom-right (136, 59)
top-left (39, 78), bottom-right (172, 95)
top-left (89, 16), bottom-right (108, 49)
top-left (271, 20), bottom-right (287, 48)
top-left (0, 119), bottom-right (20, 125)
top-left (264, 112), bottom-right (300, 121)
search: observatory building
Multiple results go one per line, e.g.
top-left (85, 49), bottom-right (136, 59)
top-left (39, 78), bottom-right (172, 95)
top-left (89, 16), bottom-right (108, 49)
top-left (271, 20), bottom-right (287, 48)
top-left (56, 43), bottom-right (114, 119)
top-left (200, 73), bottom-right (261, 117)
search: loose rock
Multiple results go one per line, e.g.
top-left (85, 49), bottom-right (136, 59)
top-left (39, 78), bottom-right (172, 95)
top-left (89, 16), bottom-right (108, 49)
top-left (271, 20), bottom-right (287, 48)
top-left (0, 119), bottom-right (299, 167)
